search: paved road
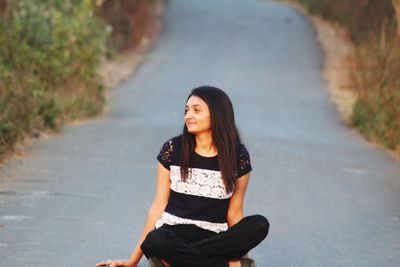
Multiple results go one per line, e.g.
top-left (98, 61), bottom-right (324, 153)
top-left (1, 0), bottom-right (400, 266)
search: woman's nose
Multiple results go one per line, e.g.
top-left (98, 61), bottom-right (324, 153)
top-left (185, 110), bottom-right (193, 119)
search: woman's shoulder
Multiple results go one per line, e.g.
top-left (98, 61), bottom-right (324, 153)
top-left (162, 135), bottom-right (182, 149)
top-left (236, 142), bottom-right (252, 177)
top-left (170, 135), bottom-right (183, 144)
top-left (237, 142), bottom-right (250, 157)
top-left (157, 135), bottom-right (182, 166)
top-left (157, 135), bottom-right (182, 169)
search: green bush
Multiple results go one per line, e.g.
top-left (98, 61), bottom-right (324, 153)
top-left (0, 0), bottom-right (110, 155)
top-left (351, 41), bottom-right (400, 150)
top-left (2, 0), bottom-right (110, 84)
top-left (353, 97), bottom-right (400, 149)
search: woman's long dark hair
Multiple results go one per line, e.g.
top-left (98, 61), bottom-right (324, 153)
top-left (180, 86), bottom-right (241, 193)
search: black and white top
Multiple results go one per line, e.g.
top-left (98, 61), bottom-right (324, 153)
top-left (155, 135), bottom-right (252, 233)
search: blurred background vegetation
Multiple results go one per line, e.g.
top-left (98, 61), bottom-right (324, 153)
top-left (0, 0), bottom-right (398, 160)
top-left (295, 0), bottom-right (400, 155)
top-left (0, 0), bottom-right (160, 159)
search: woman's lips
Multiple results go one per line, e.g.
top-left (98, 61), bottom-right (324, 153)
top-left (186, 121), bottom-right (196, 127)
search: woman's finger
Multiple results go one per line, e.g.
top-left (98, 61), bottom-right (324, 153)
top-left (110, 260), bottom-right (126, 267)
top-left (95, 261), bottom-right (105, 266)
top-left (96, 259), bottom-right (130, 267)
top-left (96, 259), bottom-right (111, 266)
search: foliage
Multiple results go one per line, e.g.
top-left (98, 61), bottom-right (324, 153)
top-left (351, 41), bottom-right (400, 150)
top-left (97, 0), bottom-right (156, 52)
top-left (0, 0), bottom-right (110, 155)
top-left (297, 0), bottom-right (396, 44)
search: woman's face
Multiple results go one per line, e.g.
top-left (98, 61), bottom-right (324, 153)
top-left (184, 95), bottom-right (211, 135)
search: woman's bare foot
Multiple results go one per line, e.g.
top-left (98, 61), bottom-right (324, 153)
top-left (229, 260), bottom-right (241, 267)
top-left (229, 258), bottom-right (256, 267)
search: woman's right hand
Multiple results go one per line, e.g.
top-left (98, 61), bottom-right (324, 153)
top-left (96, 259), bottom-right (136, 267)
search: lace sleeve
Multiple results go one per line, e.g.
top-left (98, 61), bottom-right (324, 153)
top-left (157, 139), bottom-right (174, 170)
top-left (237, 144), bottom-right (252, 178)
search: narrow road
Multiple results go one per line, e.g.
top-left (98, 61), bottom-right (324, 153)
top-left (1, 0), bottom-right (400, 266)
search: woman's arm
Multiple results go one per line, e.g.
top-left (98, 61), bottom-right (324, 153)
top-left (97, 162), bottom-right (170, 267)
top-left (127, 162), bottom-right (171, 265)
top-left (227, 173), bottom-right (250, 227)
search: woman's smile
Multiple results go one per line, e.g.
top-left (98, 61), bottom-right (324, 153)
top-left (185, 121), bottom-right (196, 127)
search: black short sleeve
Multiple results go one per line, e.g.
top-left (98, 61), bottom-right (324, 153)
top-left (157, 139), bottom-right (174, 170)
top-left (237, 144), bottom-right (252, 178)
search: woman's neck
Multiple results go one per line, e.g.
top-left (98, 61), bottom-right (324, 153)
top-left (194, 132), bottom-right (217, 156)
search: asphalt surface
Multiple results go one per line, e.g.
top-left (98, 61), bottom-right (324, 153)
top-left (1, 0), bottom-right (400, 266)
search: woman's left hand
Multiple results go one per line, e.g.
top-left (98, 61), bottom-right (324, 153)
top-left (96, 259), bottom-right (136, 267)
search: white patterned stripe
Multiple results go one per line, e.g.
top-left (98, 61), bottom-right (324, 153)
top-left (155, 212), bottom-right (228, 233)
top-left (170, 165), bottom-right (232, 199)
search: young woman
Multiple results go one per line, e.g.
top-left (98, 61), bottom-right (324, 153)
top-left (96, 86), bottom-right (269, 267)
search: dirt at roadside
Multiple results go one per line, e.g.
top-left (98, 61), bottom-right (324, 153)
top-left (311, 17), bottom-right (357, 126)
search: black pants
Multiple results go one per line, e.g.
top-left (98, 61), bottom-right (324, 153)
top-left (140, 215), bottom-right (269, 267)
